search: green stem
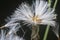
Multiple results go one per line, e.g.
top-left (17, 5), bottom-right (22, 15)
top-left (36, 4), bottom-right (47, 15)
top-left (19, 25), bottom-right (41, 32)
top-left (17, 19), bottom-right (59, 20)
top-left (43, 0), bottom-right (58, 40)
top-left (53, 0), bottom-right (58, 10)
top-left (43, 25), bottom-right (50, 40)
top-left (48, 0), bottom-right (51, 10)
top-left (48, 0), bottom-right (51, 7)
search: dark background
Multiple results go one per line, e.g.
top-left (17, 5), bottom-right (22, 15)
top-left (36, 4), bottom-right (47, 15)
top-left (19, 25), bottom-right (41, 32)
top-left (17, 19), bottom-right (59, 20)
top-left (0, 0), bottom-right (60, 40)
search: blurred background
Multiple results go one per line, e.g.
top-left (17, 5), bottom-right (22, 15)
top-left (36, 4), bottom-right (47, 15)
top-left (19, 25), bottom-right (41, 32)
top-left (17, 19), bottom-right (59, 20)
top-left (0, 0), bottom-right (60, 40)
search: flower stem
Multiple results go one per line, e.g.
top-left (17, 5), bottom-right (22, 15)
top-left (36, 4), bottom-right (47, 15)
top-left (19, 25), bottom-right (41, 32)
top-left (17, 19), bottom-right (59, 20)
top-left (53, 0), bottom-right (58, 10)
top-left (48, 0), bottom-right (51, 7)
top-left (43, 25), bottom-right (50, 40)
top-left (31, 25), bottom-right (40, 40)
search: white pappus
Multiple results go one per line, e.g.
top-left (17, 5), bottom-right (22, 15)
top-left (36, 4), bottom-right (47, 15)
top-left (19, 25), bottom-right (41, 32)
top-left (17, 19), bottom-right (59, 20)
top-left (0, 30), bottom-right (24, 40)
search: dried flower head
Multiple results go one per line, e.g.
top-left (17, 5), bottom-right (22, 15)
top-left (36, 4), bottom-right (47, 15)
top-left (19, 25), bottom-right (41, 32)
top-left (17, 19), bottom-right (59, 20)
top-left (0, 0), bottom-right (59, 39)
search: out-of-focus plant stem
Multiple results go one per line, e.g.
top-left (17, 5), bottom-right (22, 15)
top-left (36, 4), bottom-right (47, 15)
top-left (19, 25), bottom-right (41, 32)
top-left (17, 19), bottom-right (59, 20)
top-left (43, 25), bottom-right (50, 40)
top-left (43, 0), bottom-right (51, 40)
top-left (53, 0), bottom-right (58, 10)
top-left (43, 0), bottom-right (58, 40)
